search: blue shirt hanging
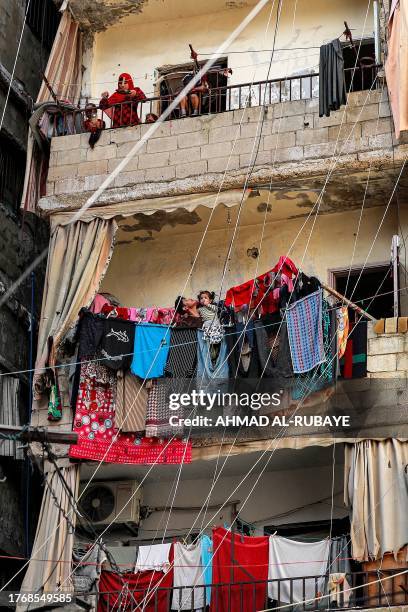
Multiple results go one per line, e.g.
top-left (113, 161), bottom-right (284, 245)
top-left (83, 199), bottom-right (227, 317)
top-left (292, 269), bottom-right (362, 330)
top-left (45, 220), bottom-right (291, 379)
top-left (131, 323), bottom-right (171, 379)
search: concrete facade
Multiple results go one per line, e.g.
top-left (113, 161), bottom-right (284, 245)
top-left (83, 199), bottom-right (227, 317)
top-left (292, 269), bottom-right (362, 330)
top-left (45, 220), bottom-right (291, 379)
top-left (43, 90), bottom-right (401, 207)
top-left (0, 0), bottom-right (50, 582)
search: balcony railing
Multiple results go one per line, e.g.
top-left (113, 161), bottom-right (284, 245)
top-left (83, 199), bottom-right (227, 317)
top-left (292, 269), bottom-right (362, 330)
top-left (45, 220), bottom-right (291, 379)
top-left (50, 64), bottom-right (381, 137)
top-left (80, 567), bottom-right (408, 612)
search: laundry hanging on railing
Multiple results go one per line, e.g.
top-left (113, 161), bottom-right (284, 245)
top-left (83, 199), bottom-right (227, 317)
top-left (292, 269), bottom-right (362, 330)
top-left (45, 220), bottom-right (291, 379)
top-left (225, 257), bottom-right (298, 314)
top-left (319, 39), bottom-right (346, 117)
top-left (135, 543), bottom-right (172, 572)
top-left (131, 324), bottom-right (171, 379)
top-left (268, 535), bottom-right (330, 604)
top-left (98, 566), bottom-right (173, 612)
top-left (286, 289), bottom-right (326, 374)
top-left (69, 360), bottom-right (191, 464)
top-left (211, 527), bottom-right (269, 612)
top-left (172, 541), bottom-right (205, 610)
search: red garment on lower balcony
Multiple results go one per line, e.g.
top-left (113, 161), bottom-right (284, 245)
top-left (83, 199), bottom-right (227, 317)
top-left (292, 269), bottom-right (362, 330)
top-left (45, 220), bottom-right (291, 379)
top-left (98, 563), bottom-right (173, 611)
top-left (69, 360), bottom-right (191, 464)
top-left (211, 527), bottom-right (269, 612)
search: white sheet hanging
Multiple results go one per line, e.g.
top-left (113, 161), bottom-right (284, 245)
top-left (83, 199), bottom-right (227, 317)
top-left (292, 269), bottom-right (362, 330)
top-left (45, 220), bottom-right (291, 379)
top-left (268, 536), bottom-right (330, 604)
top-left (135, 542), bottom-right (171, 572)
top-left (171, 541), bottom-right (205, 610)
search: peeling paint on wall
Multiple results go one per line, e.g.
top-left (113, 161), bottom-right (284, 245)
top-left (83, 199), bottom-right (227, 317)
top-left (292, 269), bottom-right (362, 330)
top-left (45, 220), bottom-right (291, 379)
top-left (69, 0), bottom-right (148, 32)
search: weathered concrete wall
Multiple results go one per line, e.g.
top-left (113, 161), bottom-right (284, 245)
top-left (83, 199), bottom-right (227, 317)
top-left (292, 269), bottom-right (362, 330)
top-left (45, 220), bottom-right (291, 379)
top-left (86, 0), bottom-right (373, 103)
top-left (0, 0), bottom-right (49, 145)
top-left (0, 0), bottom-right (51, 566)
top-left (100, 205), bottom-right (396, 309)
top-left (43, 90), bottom-right (402, 209)
top-left (367, 323), bottom-right (408, 378)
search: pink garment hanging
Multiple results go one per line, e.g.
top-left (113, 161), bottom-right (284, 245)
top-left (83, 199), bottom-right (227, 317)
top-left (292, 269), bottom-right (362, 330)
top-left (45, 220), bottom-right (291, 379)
top-left (89, 293), bottom-right (111, 314)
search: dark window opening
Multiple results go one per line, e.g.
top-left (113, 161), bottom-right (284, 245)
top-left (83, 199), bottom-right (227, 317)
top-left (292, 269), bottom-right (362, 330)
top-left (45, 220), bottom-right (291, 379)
top-left (334, 265), bottom-right (394, 321)
top-left (264, 517), bottom-right (350, 540)
top-left (0, 134), bottom-right (25, 212)
top-left (334, 265), bottom-right (393, 379)
top-left (156, 58), bottom-right (229, 118)
top-left (342, 38), bottom-right (377, 93)
top-left (25, 0), bottom-right (60, 51)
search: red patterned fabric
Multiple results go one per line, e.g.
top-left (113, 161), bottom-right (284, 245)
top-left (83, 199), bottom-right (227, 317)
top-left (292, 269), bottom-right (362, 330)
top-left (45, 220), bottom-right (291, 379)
top-left (98, 565), bottom-right (173, 611)
top-left (99, 73), bottom-right (146, 128)
top-left (211, 527), bottom-right (269, 612)
top-left (69, 361), bottom-right (191, 464)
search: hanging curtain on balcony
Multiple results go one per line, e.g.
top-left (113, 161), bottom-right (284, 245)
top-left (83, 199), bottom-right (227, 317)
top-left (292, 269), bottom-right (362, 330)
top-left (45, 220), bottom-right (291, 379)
top-left (385, 0), bottom-right (408, 138)
top-left (344, 439), bottom-right (408, 561)
top-left (22, 7), bottom-right (83, 212)
top-left (17, 462), bottom-right (79, 608)
top-left (33, 218), bottom-right (117, 400)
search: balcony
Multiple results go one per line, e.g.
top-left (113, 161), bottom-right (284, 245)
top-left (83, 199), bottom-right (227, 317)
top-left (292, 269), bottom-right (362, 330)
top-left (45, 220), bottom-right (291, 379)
top-left (42, 85), bottom-right (400, 215)
top-left (78, 568), bottom-right (408, 611)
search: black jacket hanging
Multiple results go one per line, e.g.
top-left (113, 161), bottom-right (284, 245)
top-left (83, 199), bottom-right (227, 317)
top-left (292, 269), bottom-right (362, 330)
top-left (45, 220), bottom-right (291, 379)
top-left (319, 39), bottom-right (347, 117)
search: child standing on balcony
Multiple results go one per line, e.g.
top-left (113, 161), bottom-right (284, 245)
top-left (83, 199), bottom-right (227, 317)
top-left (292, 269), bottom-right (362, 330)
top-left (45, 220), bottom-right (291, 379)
top-left (99, 72), bottom-right (146, 128)
top-left (197, 290), bottom-right (224, 344)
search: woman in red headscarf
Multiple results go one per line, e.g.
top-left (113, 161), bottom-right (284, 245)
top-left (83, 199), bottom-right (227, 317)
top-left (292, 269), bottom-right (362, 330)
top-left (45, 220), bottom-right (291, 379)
top-left (99, 73), bottom-right (146, 128)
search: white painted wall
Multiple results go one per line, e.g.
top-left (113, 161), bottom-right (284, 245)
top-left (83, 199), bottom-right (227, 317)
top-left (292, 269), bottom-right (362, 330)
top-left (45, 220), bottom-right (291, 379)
top-left (100, 205), bottom-right (396, 309)
top-left (86, 0), bottom-right (374, 103)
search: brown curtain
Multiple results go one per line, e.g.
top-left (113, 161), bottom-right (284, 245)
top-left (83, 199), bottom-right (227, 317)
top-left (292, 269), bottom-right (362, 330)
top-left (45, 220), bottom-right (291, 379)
top-left (34, 218), bottom-right (117, 396)
top-left (18, 462), bottom-right (80, 604)
top-left (344, 439), bottom-right (408, 561)
top-left (22, 9), bottom-right (83, 212)
top-left (385, 0), bottom-right (408, 138)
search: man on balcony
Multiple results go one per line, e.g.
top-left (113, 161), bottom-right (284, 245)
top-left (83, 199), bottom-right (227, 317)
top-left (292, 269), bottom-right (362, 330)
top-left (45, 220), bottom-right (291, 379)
top-left (99, 72), bottom-right (146, 128)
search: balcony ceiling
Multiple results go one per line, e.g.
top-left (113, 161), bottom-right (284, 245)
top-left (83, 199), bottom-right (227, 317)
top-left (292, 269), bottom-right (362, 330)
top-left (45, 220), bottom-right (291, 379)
top-left (80, 443), bottom-right (344, 483)
top-left (113, 167), bottom-right (405, 245)
top-left (70, 0), bottom-right (259, 32)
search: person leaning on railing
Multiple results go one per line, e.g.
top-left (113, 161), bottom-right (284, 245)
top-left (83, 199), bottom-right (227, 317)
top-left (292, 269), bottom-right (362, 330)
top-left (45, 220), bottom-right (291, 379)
top-left (99, 72), bottom-right (146, 128)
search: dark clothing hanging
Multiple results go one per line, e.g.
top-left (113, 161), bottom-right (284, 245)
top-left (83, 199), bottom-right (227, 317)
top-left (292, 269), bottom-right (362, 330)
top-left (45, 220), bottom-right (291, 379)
top-left (77, 311), bottom-right (105, 359)
top-left (254, 318), bottom-right (293, 380)
top-left (225, 325), bottom-right (261, 379)
top-left (99, 319), bottom-right (135, 371)
top-left (319, 38), bottom-right (347, 117)
top-left (164, 327), bottom-right (197, 378)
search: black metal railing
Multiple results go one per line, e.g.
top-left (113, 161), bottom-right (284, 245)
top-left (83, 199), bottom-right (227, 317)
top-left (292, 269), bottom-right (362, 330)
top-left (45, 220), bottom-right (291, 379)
top-left (78, 567), bottom-right (408, 611)
top-left (50, 64), bottom-right (381, 137)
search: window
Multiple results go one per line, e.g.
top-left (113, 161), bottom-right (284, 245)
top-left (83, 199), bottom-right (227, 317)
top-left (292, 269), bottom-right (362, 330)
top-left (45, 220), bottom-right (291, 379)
top-left (333, 264), bottom-right (394, 321)
top-left (342, 38), bottom-right (377, 93)
top-left (156, 57), bottom-right (229, 117)
top-left (0, 134), bottom-right (25, 212)
top-left (25, 0), bottom-right (60, 51)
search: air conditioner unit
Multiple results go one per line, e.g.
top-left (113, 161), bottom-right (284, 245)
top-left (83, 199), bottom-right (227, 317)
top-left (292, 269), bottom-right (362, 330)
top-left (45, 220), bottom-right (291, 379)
top-left (79, 480), bottom-right (142, 527)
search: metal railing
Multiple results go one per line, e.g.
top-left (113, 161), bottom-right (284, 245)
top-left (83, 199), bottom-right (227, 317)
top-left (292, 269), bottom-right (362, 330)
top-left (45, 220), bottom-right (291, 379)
top-left (50, 64), bottom-right (381, 137)
top-left (78, 567), bottom-right (408, 611)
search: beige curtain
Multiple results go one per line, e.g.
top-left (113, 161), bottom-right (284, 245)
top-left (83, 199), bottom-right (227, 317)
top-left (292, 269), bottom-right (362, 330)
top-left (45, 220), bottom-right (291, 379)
top-left (34, 218), bottom-right (117, 393)
top-left (22, 9), bottom-right (83, 212)
top-left (344, 439), bottom-right (408, 561)
top-left (385, 0), bottom-right (408, 138)
top-left (18, 463), bottom-right (80, 605)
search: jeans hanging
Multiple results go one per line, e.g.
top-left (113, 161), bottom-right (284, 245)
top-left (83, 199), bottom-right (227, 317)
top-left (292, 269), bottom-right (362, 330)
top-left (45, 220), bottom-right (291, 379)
top-left (196, 330), bottom-right (229, 384)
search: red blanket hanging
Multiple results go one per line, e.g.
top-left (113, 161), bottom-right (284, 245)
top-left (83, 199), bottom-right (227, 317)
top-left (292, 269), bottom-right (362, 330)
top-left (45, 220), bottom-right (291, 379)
top-left (98, 565), bottom-right (173, 611)
top-left (211, 527), bottom-right (269, 612)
